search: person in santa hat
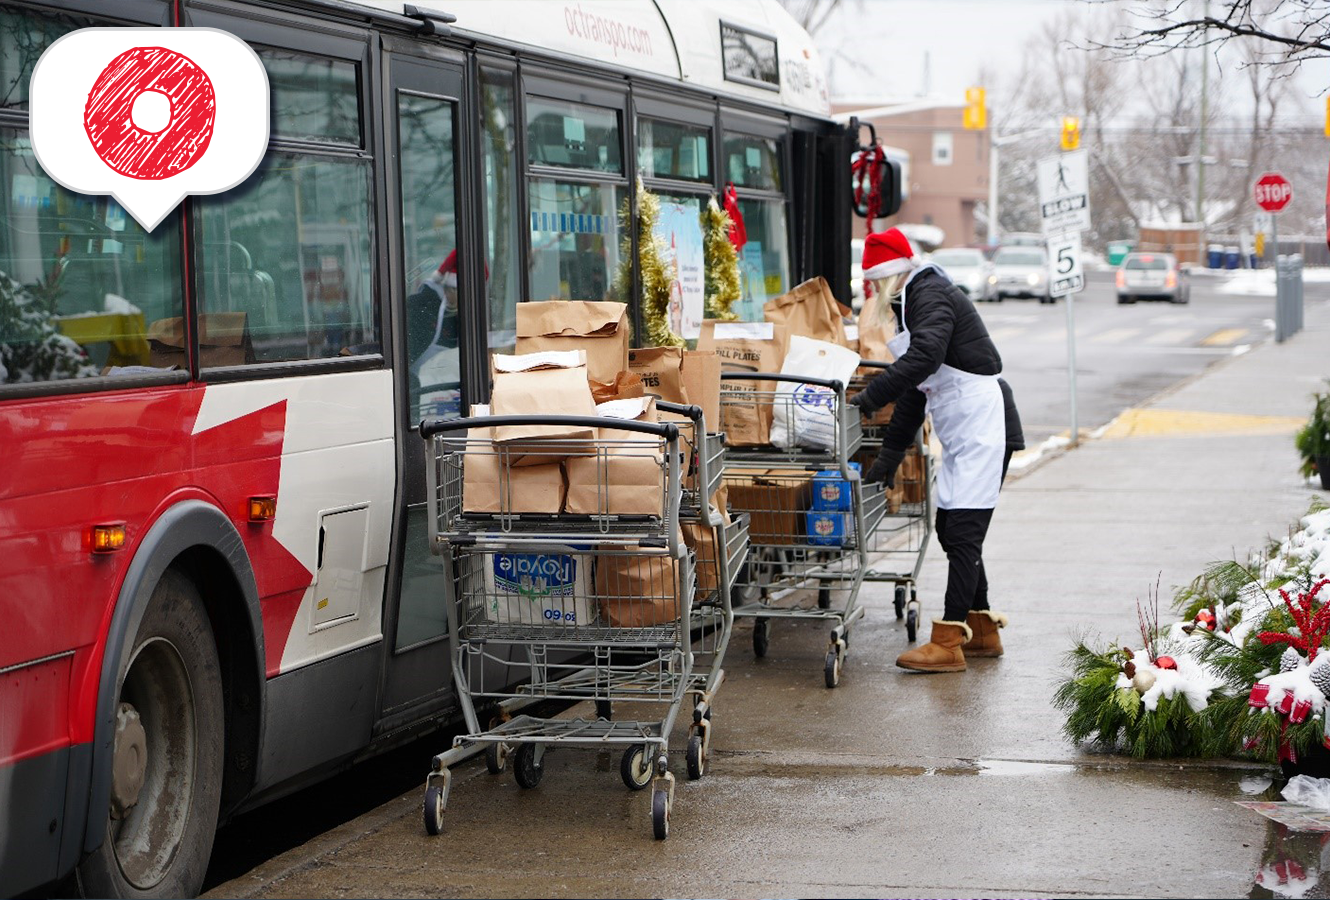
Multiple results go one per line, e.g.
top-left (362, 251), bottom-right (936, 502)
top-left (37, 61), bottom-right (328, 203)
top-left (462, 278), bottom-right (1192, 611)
top-left (851, 227), bottom-right (1022, 672)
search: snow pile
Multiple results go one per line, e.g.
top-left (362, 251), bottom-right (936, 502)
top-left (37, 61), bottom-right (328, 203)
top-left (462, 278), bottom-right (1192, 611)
top-left (102, 293), bottom-right (141, 315)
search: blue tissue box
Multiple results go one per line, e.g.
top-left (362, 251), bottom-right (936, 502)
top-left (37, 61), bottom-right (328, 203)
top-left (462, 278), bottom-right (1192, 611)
top-left (805, 510), bottom-right (852, 546)
top-left (812, 463), bottom-right (860, 512)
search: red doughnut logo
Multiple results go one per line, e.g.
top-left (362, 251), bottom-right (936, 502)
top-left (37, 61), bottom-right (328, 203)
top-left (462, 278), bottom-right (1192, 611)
top-left (83, 46), bottom-right (215, 181)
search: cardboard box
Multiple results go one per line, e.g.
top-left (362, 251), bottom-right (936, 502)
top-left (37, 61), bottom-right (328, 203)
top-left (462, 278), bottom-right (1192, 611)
top-left (724, 468), bottom-right (812, 545)
top-left (812, 464), bottom-right (860, 512)
top-left (900, 448), bottom-right (927, 504)
top-left (516, 300), bottom-right (629, 386)
top-left (483, 549), bottom-right (595, 626)
top-left (805, 510), bottom-right (851, 546)
top-left (594, 551), bottom-right (680, 627)
top-left (490, 350), bottom-right (597, 463)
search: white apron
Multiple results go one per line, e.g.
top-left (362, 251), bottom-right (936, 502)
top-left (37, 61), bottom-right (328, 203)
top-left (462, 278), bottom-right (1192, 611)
top-left (411, 282), bottom-right (461, 419)
top-left (888, 266), bottom-right (1005, 510)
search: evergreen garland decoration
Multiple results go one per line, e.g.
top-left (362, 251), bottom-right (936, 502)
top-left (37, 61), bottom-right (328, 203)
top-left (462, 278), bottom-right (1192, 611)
top-left (615, 179), bottom-right (684, 348)
top-left (701, 196), bottom-right (740, 321)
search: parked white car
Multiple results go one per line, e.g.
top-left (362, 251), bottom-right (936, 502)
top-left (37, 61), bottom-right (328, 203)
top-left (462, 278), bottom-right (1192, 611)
top-left (929, 247), bottom-right (995, 301)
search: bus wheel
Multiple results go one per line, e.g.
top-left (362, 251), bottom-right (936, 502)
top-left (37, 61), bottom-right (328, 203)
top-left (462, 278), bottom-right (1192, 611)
top-left (77, 570), bottom-right (224, 899)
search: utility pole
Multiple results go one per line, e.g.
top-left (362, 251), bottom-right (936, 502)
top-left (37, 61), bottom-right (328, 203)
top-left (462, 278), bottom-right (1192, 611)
top-left (1196, 0), bottom-right (1210, 225)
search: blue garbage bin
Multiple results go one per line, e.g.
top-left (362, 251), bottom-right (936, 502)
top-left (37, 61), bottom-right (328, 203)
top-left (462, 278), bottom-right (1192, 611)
top-left (1207, 244), bottom-right (1223, 269)
top-left (1224, 246), bottom-right (1239, 269)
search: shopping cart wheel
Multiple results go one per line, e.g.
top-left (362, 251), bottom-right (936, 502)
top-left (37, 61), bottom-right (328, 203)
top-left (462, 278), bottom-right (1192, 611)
top-left (620, 745), bottom-right (652, 791)
top-left (824, 647), bottom-right (841, 688)
top-left (652, 788), bottom-right (670, 840)
top-left (817, 587), bottom-right (831, 609)
top-left (423, 785), bottom-right (445, 836)
top-left (906, 605), bottom-right (919, 643)
top-left (596, 699), bottom-right (613, 721)
top-left (685, 735), bottom-right (706, 780)
top-left (513, 743), bottom-right (544, 789)
top-left (484, 742), bottom-right (508, 774)
top-left (752, 617), bottom-right (771, 658)
top-left (894, 585), bottom-right (907, 620)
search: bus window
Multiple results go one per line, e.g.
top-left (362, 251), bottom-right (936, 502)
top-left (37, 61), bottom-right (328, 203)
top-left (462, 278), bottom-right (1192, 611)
top-left (480, 67), bottom-right (520, 355)
top-left (526, 97), bottom-right (622, 174)
top-left (398, 91), bottom-right (459, 423)
top-left (261, 49), bottom-right (361, 147)
top-left (724, 133), bottom-right (782, 191)
top-left (0, 6), bottom-right (83, 110)
top-left (0, 131), bottom-right (182, 384)
top-left (527, 180), bottom-right (625, 302)
top-left (638, 118), bottom-right (711, 183)
top-left (733, 197), bottom-right (790, 321)
top-left (195, 49), bottom-right (375, 367)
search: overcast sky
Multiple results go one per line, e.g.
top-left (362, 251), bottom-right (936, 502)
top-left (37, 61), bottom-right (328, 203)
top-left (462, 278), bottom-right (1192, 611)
top-left (813, 0), bottom-right (1328, 123)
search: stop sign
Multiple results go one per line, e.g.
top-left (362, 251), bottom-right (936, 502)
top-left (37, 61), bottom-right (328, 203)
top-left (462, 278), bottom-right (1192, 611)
top-left (1254, 172), bottom-right (1293, 213)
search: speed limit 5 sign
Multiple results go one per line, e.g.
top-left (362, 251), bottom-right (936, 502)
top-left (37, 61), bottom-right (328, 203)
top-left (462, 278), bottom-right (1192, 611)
top-left (1048, 232), bottom-right (1084, 296)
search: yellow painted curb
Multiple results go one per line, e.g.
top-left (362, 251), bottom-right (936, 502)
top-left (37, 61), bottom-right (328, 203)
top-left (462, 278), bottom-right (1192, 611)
top-left (1200, 327), bottom-right (1248, 347)
top-left (1100, 407), bottom-right (1305, 439)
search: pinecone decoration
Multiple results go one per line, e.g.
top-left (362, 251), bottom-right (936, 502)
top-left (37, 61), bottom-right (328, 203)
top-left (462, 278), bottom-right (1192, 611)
top-left (1311, 662), bottom-right (1330, 698)
top-left (1281, 647), bottom-right (1304, 673)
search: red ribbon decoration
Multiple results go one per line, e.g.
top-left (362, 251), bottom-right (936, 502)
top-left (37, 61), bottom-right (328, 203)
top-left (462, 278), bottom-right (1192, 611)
top-left (723, 183), bottom-right (747, 251)
top-left (852, 142), bottom-right (886, 228)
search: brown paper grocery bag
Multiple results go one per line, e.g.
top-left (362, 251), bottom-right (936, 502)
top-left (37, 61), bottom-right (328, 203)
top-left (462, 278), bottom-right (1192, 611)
top-left (681, 350), bottom-right (721, 433)
top-left (697, 320), bottom-right (788, 447)
top-left (682, 519), bottom-right (731, 596)
top-left (565, 397), bottom-right (665, 516)
top-left (460, 407), bottom-right (567, 514)
top-left (591, 370), bottom-right (645, 404)
top-left (627, 347), bottom-right (688, 405)
top-left (148, 312), bottom-right (255, 368)
top-left (764, 277), bottom-right (849, 347)
top-left (594, 551), bottom-right (680, 627)
top-left (516, 300), bottom-right (629, 386)
top-left (490, 350), bottom-right (597, 462)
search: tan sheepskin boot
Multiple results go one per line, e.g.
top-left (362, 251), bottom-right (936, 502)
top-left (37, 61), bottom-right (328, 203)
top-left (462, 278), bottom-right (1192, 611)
top-left (895, 619), bottom-right (970, 672)
top-left (962, 610), bottom-right (1008, 658)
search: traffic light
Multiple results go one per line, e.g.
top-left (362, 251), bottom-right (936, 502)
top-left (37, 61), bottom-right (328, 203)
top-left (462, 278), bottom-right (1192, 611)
top-left (1324, 95), bottom-right (1329, 137)
top-left (1060, 116), bottom-right (1080, 151)
top-left (963, 87), bottom-right (986, 130)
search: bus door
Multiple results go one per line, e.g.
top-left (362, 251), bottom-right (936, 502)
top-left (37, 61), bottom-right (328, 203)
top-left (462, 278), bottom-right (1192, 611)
top-left (377, 46), bottom-right (474, 722)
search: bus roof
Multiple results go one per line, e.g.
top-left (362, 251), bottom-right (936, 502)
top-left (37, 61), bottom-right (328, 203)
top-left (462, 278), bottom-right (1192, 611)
top-left (354, 0), bottom-right (830, 116)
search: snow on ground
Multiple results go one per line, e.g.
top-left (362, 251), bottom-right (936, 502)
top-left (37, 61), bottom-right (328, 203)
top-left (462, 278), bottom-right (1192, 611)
top-left (1217, 267), bottom-right (1330, 296)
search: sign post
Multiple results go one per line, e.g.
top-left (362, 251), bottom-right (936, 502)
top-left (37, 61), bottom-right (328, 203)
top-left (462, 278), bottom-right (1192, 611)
top-left (1039, 150), bottom-right (1091, 446)
top-left (1253, 171), bottom-right (1296, 341)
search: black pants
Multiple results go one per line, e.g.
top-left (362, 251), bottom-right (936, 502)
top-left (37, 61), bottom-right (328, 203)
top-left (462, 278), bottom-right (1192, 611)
top-left (935, 448), bottom-right (1013, 622)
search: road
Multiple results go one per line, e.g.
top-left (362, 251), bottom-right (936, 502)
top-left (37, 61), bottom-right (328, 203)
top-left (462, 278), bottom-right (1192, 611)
top-left (983, 269), bottom-right (1312, 446)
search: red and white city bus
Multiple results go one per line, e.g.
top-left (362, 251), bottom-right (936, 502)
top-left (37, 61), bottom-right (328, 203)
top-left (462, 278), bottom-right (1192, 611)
top-left (0, 1), bottom-right (865, 894)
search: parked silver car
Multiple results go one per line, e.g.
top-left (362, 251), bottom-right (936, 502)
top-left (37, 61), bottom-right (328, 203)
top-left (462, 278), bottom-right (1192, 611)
top-left (990, 246), bottom-right (1053, 303)
top-left (930, 247), bottom-right (995, 301)
top-left (1116, 252), bottom-right (1190, 304)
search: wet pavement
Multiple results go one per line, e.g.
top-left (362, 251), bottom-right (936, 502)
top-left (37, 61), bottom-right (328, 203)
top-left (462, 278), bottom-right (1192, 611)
top-left (205, 295), bottom-right (1330, 899)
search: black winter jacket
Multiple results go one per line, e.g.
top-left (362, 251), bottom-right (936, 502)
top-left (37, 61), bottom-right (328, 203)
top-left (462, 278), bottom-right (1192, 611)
top-left (858, 265), bottom-right (1002, 411)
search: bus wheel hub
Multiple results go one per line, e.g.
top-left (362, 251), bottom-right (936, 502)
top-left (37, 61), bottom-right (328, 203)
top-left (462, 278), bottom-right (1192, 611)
top-left (110, 702), bottom-right (147, 820)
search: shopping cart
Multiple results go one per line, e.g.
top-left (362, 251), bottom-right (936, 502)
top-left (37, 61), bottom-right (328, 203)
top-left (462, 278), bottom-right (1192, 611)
top-left (719, 373), bottom-right (889, 687)
top-left (417, 410), bottom-right (744, 840)
top-left (848, 360), bottom-right (935, 642)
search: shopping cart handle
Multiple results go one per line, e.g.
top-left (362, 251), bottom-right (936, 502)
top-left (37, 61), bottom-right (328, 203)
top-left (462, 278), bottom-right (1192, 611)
top-left (856, 359), bottom-right (891, 371)
top-left (720, 371), bottom-right (844, 392)
top-left (654, 400), bottom-right (703, 423)
top-left (419, 414), bottom-right (680, 441)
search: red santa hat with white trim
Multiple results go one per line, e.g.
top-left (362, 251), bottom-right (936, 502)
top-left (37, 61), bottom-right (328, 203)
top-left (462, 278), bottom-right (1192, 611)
top-left (436, 250), bottom-right (460, 288)
top-left (861, 227), bottom-right (917, 280)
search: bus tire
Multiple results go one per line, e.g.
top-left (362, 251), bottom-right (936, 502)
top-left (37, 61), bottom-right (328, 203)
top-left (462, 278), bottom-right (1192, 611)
top-left (77, 570), bottom-right (224, 899)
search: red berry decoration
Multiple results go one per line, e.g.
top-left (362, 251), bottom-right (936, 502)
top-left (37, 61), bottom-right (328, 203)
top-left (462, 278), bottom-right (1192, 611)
top-left (1194, 609), bottom-right (1216, 631)
top-left (1155, 655), bottom-right (1177, 670)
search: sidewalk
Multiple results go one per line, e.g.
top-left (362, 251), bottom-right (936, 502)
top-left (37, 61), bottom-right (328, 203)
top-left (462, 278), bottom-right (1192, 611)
top-left (209, 305), bottom-right (1330, 900)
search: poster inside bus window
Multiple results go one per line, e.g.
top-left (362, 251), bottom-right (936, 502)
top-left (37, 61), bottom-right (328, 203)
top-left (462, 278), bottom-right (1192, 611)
top-left (736, 241), bottom-right (765, 322)
top-left (654, 199), bottom-right (704, 339)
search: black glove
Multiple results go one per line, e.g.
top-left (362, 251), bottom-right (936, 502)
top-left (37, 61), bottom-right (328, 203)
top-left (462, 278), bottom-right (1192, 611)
top-left (864, 447), bottom-right (905, 488)
top-left (848, 390), bottom-right (879, 418)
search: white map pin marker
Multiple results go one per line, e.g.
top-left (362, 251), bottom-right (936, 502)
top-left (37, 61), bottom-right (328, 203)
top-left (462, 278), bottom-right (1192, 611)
top-left (30, 27), bottom-right (269, 232)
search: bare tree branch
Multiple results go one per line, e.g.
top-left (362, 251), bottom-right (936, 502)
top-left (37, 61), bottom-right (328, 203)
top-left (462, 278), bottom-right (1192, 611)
top-left (1090, 0), bottom-right (1330, 67)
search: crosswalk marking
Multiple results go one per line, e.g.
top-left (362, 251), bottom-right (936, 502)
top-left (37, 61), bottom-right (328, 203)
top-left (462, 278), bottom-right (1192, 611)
top-left (1144, 327), bottom-right (1195, 346)
top-left (1200, 327), bottom-right (1248, 346)
top-left (987, 326), bottom-right (1025, 343)
top-left (1089, 327), bottom-right (1141, 344)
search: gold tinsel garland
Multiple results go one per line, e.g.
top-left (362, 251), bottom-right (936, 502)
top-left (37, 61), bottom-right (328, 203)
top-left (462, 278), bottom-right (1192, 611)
top-left (702, 196), bottom-right (740, 321)
top-left (616, 179), bottom-right (684, 348)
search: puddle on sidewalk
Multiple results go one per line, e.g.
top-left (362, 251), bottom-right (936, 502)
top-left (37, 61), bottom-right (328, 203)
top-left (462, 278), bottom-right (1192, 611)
top-left (1242, 774), bottom-right (1330, 898)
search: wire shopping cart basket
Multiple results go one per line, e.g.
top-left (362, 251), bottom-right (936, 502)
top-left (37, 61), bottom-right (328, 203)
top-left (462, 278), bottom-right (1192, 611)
top-left (417, 409), bottom-right (745, 840)
top-left (848, 360), bottom-right (935, 642)
top-left (718, 373), bottom-right (889, 687)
